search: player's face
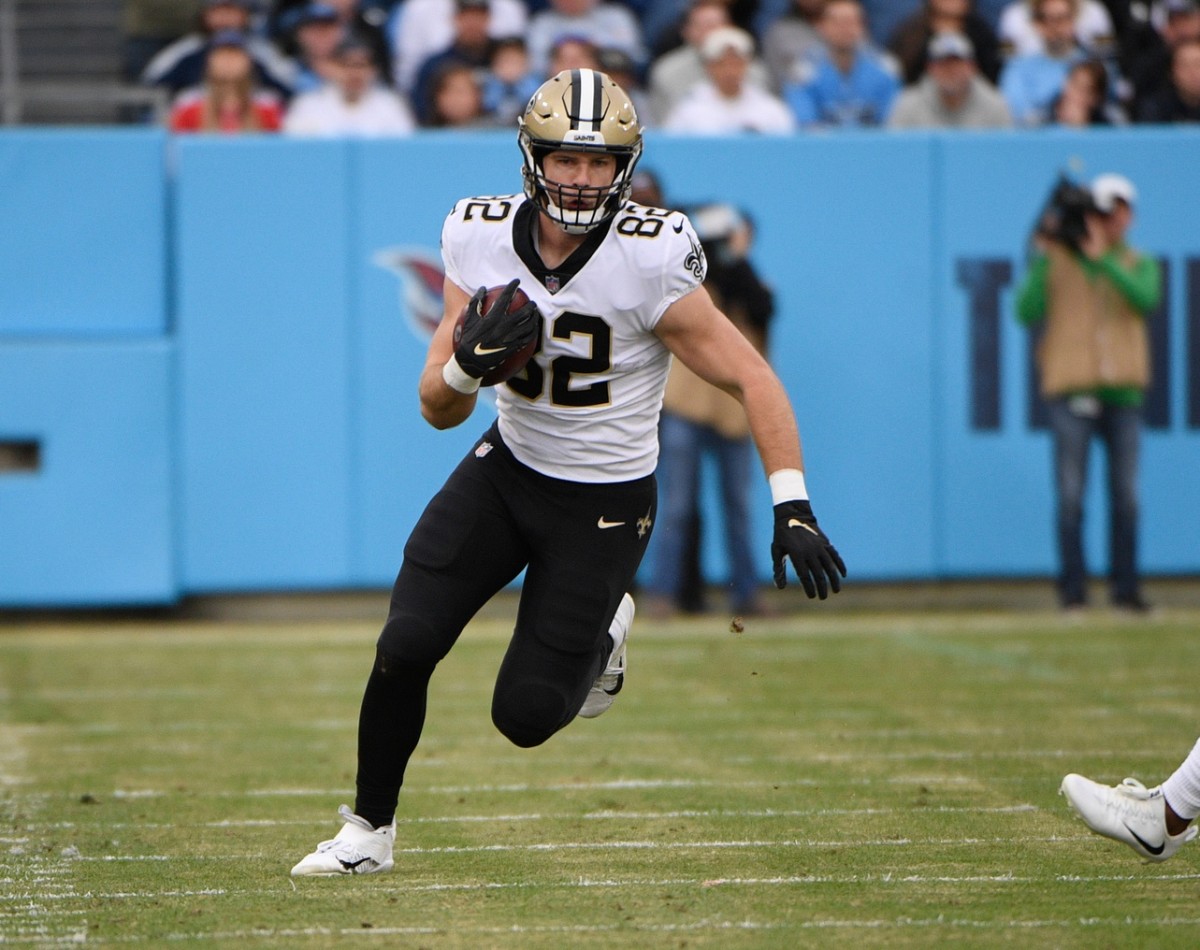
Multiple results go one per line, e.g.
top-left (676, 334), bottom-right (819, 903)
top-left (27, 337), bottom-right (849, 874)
top-left (541, 150), bottom-right (618, 209)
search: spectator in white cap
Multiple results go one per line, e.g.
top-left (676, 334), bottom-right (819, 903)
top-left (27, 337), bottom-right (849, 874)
top-left (648, 0), bottom-right (772, 125)
top-left (664, 26), bottom-right (798, 133)
top-left (888, 31), bottom-right (1013, 126)
top-left (1015, 170), bottom-right (1161, 614)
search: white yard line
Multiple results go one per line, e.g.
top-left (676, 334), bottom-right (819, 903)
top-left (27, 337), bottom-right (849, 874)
top-left (14, 871), bottom-right (1200, 903)
top-left (44, 833), bottom-right (1112, 863)
top-left (31, 803), bottom-right (1041, 831)
top-left (72, 768), bottom-right (1151, 799)
top-left (0, 726), bottom-right (88, 945)
top-left (9, 915), bottom-right (1200, 946)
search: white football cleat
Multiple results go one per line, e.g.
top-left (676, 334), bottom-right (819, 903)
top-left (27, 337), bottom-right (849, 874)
top-left (578, 593), bottom-right (634, 719)
top-left (1060, 773), bottom-right (1197, 862)
top-left (290, 804), bottom-right (396, 876)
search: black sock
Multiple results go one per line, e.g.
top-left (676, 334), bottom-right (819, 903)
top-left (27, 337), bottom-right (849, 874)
top-left (354, 649), bottom-right (436, 829)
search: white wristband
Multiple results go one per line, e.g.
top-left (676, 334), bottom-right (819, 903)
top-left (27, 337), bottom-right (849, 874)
top-left (768, 468), bottom-right (808, 505)
top-left (442, 356), bottom-right (481, 395)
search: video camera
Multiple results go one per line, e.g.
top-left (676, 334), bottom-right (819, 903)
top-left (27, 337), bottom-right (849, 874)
top-left (1033, 173), bottom-right (1099, 254)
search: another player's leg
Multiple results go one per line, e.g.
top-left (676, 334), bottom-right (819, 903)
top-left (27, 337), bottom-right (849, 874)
top-left (1061, 738), bottom-right (1200, 861)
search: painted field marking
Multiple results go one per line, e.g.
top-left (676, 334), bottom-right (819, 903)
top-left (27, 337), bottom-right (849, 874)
top-left (33, 803), bottom-right (1042, 832)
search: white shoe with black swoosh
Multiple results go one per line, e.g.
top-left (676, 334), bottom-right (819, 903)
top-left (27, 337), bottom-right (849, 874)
top-left (290, 804), bottom-right (395, 876)
top-left (578, 593), bottom-right (634, 719)
top-left (1060, 774), bottom-right (1197, 862)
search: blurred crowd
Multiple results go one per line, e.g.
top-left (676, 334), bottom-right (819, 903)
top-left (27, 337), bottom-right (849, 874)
top-left (122, 0), bottom-right (1200, 134)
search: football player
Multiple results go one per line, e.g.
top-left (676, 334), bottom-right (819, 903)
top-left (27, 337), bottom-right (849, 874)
top-left (291, 67), bottom-right (845, 876)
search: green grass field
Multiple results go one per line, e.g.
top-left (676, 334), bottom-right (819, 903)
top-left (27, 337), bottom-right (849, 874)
top-left (3, 591), bottom-right (1200, 947)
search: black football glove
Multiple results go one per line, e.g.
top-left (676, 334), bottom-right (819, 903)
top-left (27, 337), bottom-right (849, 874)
top-left (770, 500), bottom-right (846, 599)
top-left (453, 279), bottom-right (541, 379)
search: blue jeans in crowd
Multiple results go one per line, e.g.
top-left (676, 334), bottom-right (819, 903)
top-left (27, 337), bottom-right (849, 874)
top-left (1046, 396), bottom-right (1143, 606)
top-left (649, 413), bottom-right (758, 612)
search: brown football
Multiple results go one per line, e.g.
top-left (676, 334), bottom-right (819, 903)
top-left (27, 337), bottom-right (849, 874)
top-left (454, 284), bottom-right (538, 387)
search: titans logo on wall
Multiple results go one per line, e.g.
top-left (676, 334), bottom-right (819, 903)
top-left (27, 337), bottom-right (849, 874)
top-left (372, 246), bottom-right (445, 344)
top-left (372, 246), bottom-right (500, 408)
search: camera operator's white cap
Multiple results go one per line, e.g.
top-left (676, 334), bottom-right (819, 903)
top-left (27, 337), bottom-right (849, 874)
top-left (691, 202), bottom-right (745, 243)
top-left (1091, 173), bottom-right (1137, 212)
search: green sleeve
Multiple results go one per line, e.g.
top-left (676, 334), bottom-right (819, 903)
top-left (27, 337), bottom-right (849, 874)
top-left (1015, 255), bottom-right (1049, 326)
top-left (1096, 251), bottom-right (1162, 314)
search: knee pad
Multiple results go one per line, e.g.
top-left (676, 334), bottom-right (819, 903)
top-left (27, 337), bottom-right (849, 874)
top-left (376, 610), bottom-right (454, 670)
top-left (491, 681), bottom-right (569, 748)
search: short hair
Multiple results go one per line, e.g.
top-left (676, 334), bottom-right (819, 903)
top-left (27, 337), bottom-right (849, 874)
top-left (1032, 0), bottom-right (1078, 19)
top-left (1069, 58), bottom-right (1108, 101)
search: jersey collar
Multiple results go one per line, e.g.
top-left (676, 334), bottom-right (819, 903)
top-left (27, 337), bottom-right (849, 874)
top-left (513, 199), bottom-right (614, 295)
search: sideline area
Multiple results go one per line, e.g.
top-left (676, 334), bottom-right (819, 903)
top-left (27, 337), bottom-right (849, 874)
top-left (3, 577), bottom-right (1195, 627)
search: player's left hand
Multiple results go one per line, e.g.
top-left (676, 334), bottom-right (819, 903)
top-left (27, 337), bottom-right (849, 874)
top-left (770, 500), bottom-right (846, 599)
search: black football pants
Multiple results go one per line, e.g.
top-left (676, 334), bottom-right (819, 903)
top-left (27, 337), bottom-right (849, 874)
top-left (355, 423), bottom-right (655, 826)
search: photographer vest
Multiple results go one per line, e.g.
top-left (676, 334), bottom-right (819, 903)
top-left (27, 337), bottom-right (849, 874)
top-left (1036, 244), bottom-right (1150, 397)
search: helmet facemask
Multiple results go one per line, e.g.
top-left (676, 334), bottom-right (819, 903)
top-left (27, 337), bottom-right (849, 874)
top-left (518, 69), bottom-right (643, 235)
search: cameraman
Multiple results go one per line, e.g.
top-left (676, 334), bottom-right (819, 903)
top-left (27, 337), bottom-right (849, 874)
top-left (645, 202), bottom-right (777, 619)
top-left (1016, 173), bottom-right (1161, 613)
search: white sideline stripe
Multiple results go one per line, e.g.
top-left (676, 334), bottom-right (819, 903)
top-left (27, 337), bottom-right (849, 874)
top-left (4, 889), bottom-right (227, 902)
top-left (34, 804), bottom-right (1039, 831)
top-left (66, 835), bottom-right (1099, 862)
top-left (19, 873), bottom-right (1200, 905)
top-left (102, 775), bottom-right (1033, 798)
top-left (18, 916), bottom-right (1200, 945)
top-left (52, 916), bottom-right (1200, 943)
top-left (385, 834), bottom-right (1083, 855)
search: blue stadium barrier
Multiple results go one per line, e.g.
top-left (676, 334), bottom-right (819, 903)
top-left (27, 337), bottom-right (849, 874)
top-left (0, 129), bottom-right (167, 338)
top-left (0, 340), bottom-right (174, 605)
top-left (173, 137), bottom-right (355, 591)
top-left (0, 127), bottom-right (1197, 605)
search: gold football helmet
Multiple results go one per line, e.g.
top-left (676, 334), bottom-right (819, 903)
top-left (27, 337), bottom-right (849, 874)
top-left (517, 68), bottom-right (643, 234)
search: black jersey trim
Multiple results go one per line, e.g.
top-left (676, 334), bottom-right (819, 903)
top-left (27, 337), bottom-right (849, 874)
top-left (512, 199), bottom-right (614, 295)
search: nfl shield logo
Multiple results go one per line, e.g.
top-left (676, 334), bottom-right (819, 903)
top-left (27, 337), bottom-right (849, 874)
top-left (545, 275), bottom-right (560, 294)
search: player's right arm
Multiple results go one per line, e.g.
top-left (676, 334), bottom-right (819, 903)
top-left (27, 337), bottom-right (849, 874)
top-left (655, 286), bottom-right (846, 599)
top-left (419, 278), bottom-right (478, 430)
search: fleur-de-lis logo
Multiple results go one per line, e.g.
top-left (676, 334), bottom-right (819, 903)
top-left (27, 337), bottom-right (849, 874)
top-left (684, 237), bottom-right (706, 281)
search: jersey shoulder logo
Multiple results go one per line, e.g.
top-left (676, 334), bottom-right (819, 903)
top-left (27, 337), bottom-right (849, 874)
top-left (684, 237), bottom-right (706, 281)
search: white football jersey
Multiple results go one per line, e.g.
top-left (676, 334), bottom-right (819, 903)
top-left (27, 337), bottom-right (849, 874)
top-left (441, 195), bottom-right (707, 482)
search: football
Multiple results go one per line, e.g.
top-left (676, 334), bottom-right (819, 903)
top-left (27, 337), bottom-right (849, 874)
top-left (454, 283), bottom-right (538, 387)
